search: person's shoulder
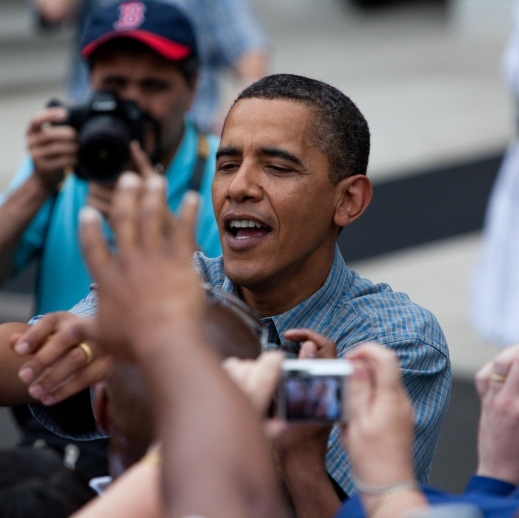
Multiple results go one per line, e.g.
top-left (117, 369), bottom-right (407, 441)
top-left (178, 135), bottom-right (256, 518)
top-left (192, 251), bottom-right (226, 286)
top-left (339, 269), bottom-right (447, 354)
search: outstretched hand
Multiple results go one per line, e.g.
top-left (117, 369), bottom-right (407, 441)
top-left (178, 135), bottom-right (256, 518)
top-left (80, 162), bottom-right (202, 360)
top-left (476, 343), bottom-right (519, 485)
top-left (343, 344), bottom-right (415, 488)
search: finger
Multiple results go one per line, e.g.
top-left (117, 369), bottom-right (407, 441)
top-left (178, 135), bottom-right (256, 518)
top-left (284, 328), bottom-right (337, 358)
top-left (29, 344), bottom-right (101, 398)
top-left (19, 330), bottom-right (86, 385)
top-left (33, 155), bottom-right (78, 173)
top-left (30, 140), bottom-right (79, 159)
top-left (348, 361), bottom-right (373, 422)
top-left (27, 108), bottom-right (68, 135)
top-left (299, 341), bottom-right (317, 359)
top-left (39, 357), bottom-right (112, 406)
top-left (475, 361), bottom-right (493, 399)
top-left (176, 191), bottom-right (199, 258)
top-left (501, 355), bottom-right (519, 397)
top-left (12, 314), bottom-right (61, 357)
top-left (141, 175), bottom-right (167, 252)
top-left (29, 128), bottom-right (78, 149)
top-left (265, 418), bottom-right (288, 440)
top-left (347, 343), bottom-right (402, 395)
top-left (130, 140), bottom-right (156, 179)
top-left (110, 173), bottom-right (143, 254)
top-left (80, 207), bottom-right (110, 279)
top-left (490, 344), bottom-right (519, 378)
top-left (246, 351), bottom-right (284, 414)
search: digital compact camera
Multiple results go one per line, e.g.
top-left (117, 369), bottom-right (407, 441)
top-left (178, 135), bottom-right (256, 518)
top-left (277, 359), bottom-right (353, 424)
top-left (49, 90), bottom-right (160, 183)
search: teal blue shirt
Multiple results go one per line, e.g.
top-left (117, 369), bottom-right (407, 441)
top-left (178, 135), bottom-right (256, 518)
top-left (1, 120), bottom-right (221, 315)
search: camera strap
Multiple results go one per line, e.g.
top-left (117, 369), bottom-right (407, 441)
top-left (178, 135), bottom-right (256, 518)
top-left (189, 132), bottom-right (209, 192)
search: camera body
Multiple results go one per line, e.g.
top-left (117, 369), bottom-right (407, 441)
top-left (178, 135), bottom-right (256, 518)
top-left (50, 91), bottom-right (158, 183)
top-left (277, 359), bottom-right (353, 424)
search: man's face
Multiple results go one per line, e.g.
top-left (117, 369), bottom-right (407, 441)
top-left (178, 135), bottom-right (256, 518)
top-left (90, 48), bottom-right (195, 155)
top-left (213, 98), bottom-right (341, 291)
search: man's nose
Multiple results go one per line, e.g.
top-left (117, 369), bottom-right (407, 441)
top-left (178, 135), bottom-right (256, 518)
top-left (226, 163), bottom-right (263, 202)
top-left (118, 84), bottom-right (144, 106)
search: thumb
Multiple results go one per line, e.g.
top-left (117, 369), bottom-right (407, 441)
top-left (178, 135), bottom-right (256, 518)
top-left (299, 340), bottom-right (317, 359)
top-left (348, 362), bottom-right (372, 423)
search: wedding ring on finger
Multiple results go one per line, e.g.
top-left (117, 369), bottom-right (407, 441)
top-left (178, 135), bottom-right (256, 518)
top-left (78, 343), bottom-right (94, 367)
top-left (489, 372), bottom-right (507, 384)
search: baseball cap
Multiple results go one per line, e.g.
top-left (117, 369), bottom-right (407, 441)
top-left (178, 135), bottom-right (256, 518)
top-left (80, 1), bottom-right (198, 62)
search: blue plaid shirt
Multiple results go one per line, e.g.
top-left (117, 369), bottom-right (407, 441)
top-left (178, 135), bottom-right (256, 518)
top-left (194, 247), bottom-right (451, 494)
top-left (31, 246), bottom-right (450, 495)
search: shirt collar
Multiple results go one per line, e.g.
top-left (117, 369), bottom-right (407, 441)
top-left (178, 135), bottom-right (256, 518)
top-left (219, 246), bottom-right (353, 353)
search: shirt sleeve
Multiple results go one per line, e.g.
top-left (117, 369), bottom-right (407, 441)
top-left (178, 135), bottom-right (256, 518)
top-left (68, 285), bottom-right (99, 319)
top-left (464, 475), bottom-right (517, 497)
top-left (206, 0), bottom-right (269, 66)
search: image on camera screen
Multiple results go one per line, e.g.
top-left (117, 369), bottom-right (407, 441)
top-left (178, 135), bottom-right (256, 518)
top-left (284, 376), bottom-right (342, 421)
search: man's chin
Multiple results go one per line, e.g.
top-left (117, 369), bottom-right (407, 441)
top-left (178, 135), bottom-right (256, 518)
top-left (223, 261), bottom-right (270, 291)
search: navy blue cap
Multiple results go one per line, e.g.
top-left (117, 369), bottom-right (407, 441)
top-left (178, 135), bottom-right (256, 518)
top-left (81, 1), bottom-right (198, 61)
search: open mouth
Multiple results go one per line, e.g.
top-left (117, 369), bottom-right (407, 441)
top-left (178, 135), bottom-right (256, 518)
top-left (225, 219), bottom-right (272, 240)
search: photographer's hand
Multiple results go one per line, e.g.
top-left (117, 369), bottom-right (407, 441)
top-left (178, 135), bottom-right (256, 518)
top-left (27, 107), bottom-right (78, 191)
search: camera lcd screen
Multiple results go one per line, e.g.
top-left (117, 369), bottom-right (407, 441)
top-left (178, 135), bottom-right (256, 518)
top-left (284, 375), bottom-right (343, 421)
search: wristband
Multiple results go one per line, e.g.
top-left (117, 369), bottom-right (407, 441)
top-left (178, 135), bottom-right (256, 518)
top-left (354, 476), bottom-right (418, 495)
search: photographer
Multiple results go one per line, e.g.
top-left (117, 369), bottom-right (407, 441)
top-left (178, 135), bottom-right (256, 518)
top-left (0, 0), bottom-right (221, 316)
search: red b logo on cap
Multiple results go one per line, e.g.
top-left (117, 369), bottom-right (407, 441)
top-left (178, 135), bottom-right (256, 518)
top-left (114, 2), bottom-right (147, 31)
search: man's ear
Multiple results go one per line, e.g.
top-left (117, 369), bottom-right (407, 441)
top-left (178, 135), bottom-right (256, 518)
top-left (333, 175), bottom-right (372, 228)
top-left (93, 381), bottom-right (109, 436)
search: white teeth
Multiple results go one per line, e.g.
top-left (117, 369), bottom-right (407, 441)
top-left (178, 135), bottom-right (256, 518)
top-left (229, 219), bottom-right (265, 229)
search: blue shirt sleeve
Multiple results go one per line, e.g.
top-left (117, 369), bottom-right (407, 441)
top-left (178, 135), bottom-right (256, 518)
top-left (465, 475), bottom-right (517, 497)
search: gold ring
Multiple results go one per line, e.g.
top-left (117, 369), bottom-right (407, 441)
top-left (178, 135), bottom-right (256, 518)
top-left (78, 343), bottom-right (94, 367)
top-left (490, 372), bottom-right (507, 383)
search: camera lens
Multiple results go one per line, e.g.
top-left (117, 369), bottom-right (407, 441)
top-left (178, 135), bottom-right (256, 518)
top-left (76, 115), bottom-right (132, 183)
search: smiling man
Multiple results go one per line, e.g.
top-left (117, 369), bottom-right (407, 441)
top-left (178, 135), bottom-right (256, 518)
top-left (194, 74), bottom-right (451, 496)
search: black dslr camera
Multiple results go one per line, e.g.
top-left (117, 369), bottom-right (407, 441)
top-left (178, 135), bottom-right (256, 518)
top-left (49, 91), bottom-right (160, 183)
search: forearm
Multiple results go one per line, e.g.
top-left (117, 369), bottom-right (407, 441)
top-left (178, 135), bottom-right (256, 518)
top-left (0, 322), bottom-right (35, 405)
top-left (281, 455), bottom-right (341, 518)
top-left (71, 459), bottom-right (162, 518)
top-left (133, 318), bottom-right (288, 518)
top-left (0, 174), bottom-right (53, 283)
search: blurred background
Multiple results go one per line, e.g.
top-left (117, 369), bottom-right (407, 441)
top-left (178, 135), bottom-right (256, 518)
top-left (0, 0), bottom-right (514, 494)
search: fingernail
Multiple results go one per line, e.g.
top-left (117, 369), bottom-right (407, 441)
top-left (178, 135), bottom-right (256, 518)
top-left (42, 395), bottom-right (55, 406)
top-left (79, 207), bottom-right (101, 224)
top-left (183, 191), bottom-right (199, 204)
top-left (146, 175), bottom-right (164, 190)
top-left (119, 173), bottom-right (141, 189)
top-left (14, 341), bottom-right (30, 355)
top-left (19, 367), bottom-right (34, 384)
top-left (29, 384), bottom-right (43, 399)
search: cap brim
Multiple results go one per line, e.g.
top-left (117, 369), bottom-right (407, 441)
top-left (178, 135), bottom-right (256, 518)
top-left (81, 30), bottom-right (192, 61)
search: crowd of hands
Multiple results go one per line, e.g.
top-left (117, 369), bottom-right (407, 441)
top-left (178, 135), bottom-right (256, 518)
top-left (3, 146), bottom-right (519, 518)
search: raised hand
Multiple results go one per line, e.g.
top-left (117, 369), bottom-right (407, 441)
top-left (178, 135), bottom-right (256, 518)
top-left (79, 165), bottom-right (201, 360)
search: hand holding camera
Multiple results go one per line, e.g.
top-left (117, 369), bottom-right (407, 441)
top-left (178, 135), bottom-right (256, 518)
top-left (27, 91), bottom-right (160, 195)
top-left (26, 107), bottom-right (78, 192)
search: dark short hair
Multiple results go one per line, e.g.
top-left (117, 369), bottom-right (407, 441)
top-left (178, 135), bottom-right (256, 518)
top-left (0, 448), bottom-right (96, 518)
top-left (87, 37), bottom-right (199, 88)
top-left (235, 74), bottom-right (370, 184)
